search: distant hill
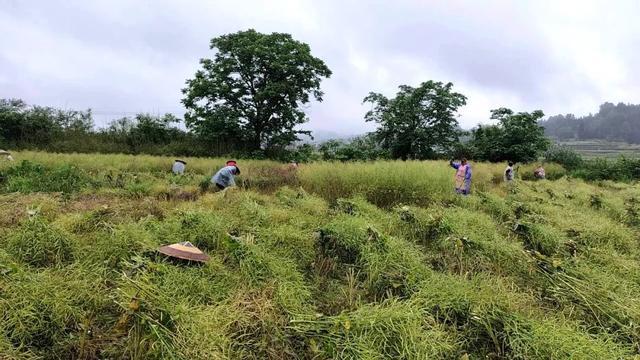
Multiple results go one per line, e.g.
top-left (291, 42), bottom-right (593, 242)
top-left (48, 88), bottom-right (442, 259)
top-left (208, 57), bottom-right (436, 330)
top-left (541, 102), bottom-right (640, 144)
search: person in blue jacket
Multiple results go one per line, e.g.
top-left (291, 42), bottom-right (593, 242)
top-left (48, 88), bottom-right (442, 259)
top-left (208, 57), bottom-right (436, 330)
top-left (212, 160), bottom-right (240, 190)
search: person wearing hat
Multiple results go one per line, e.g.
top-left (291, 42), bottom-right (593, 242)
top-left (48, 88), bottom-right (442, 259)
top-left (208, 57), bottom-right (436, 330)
top-left (0, 150), bottom-right (13, 161)
top-left (211, 160), bottom-right (240, 190)
top-left (172, 159), bottom-right (187, 175)
top-left (534, 164), bottom-right (546, 180)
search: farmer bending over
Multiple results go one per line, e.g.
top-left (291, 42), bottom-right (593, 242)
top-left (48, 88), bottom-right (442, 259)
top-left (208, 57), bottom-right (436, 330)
top-left (172, 159), bottom-right (186, 175)
top-left (534, 165), bottom-right (546, 180)
top-left (450, 158), bottom-right (472, 195)
top-left (212, 160), bottom-right (240, 190)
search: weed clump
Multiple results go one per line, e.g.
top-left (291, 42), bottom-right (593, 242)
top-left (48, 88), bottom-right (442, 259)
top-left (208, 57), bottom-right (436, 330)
top-left (7, 218), bottom-right (75, 267)
top-left (1, 160), bottom-right (90, 194)
top-left (512, 221), bottom-right (563, 256)
top-left (69, 206), bottom-right (115, 233)
top-left (0, 267), bottom-right (116, 358)
top-left (394, 205), bottom-right (452, 246)
top-left (291, 300), bottom-right (456, 359)
top-left (146, 211), bottom-right (229, 253)
top-left (624, 196), bottom-right (639, 227)
top-left (590, 193), bottom-right (604, 209)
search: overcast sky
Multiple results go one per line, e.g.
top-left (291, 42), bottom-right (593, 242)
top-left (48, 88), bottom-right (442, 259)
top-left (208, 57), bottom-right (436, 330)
top-left (2, 0), bottom-right (639, 134)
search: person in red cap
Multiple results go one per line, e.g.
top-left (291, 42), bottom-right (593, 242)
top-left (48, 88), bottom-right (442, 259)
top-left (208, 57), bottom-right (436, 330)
top-left (211, 160), bottom-right (240, 190)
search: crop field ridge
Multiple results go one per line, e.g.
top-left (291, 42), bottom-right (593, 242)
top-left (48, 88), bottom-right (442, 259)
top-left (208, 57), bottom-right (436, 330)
top-left (1, 152), bottom-right (639, 359)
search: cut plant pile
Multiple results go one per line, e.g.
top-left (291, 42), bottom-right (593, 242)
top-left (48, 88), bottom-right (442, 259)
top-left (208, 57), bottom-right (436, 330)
top-left (1, 152), bottom-right (639, 359)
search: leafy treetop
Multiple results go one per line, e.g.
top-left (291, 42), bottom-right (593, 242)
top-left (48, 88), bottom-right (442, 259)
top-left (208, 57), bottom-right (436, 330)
top-left (470, 108), bottom-right (549, 163)
top-left (182, 29), bottom-right (332, 155)
top-left (363, 81), bottom-right (467, 160)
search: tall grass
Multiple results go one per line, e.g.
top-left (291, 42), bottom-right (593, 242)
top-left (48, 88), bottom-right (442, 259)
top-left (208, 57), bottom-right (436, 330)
top-left (298, 160), bottom-right (501, 207)
top-left (1, 151), bottom-right (639, 358)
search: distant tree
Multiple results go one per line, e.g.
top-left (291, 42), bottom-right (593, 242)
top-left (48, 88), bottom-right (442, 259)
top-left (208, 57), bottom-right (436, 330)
top-left (101, 113), bottom-right (183, 154)
top-left (55, 109), bottom-right (94, 134)
top-left (542, 102), bottom-right (640, 144)
top-left (363, 81), bottom-right (467, 160)
top-left (0, 99), bottom-right (94, 148)
top-left (470, 108), bottom-right (549, 163)
top-left (0, 99), bottom-right (28, 146)
top-left (319, 134), bottom-right (388, 161)
top-left (130, 113), bottom-right (180, 145)
top-left (182, 29), bottom-right (332, 155)
top-left (0, 99), bottom-right (213, 156)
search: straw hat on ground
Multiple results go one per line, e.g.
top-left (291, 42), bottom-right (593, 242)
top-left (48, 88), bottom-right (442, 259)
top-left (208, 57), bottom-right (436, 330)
top-left (157, 241), bottom-right (210, 262)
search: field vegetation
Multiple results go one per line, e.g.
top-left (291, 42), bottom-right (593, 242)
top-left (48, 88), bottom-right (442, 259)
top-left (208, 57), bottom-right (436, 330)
top-left (1, 152), bottom-right (639, 359)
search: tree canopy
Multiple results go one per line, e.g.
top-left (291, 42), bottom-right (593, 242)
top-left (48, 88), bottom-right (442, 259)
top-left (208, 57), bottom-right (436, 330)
top-left (0, 99), bottom-right (93, 147)
top-left (182, 29), bottom-right (332, 155)
top-left (363, 81), bottom-right (467, 160)
top-left (470, 108), bottom-right (549, 163)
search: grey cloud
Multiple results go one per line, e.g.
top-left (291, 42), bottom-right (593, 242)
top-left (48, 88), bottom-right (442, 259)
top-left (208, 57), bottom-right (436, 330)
top-left (1, 0), bottom-right (637, 133)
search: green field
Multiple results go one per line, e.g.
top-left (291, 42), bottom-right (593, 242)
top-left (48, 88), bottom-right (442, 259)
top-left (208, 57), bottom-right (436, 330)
top-left (1, 152), bottom-right (639, 359)
top-left (560, 140), bottom-right (640, 159)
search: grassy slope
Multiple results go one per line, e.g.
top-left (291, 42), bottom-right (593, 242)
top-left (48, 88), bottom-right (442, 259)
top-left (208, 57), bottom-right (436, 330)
top-left (0, 152), bottom-right (639, 359)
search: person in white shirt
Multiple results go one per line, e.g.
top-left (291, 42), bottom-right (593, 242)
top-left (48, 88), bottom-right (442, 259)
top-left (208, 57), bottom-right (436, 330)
top-left (172, 159), bottom-right (186, 175)
top-left (504, 161), bottom-right (515, 182)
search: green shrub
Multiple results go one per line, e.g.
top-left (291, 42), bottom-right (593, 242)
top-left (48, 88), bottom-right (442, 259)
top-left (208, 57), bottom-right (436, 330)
top-left (544, 145), bottom-right (583, 170)
top-left (572, 157), bottom-right (640, 182)
top-left (1, 160), bottom-right (90, 194)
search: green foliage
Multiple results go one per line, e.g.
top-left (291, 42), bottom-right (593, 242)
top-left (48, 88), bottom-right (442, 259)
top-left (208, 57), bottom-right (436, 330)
top-left (364, 81), bottom-right (467, 160)
top-left (298, 160), bottom-right (497, 207)
top-left (544, 144), bottom-right (584, 170)
top-left (182, 29), bottom-right (332, 154)
top-left (99, 113), bottom-right (195, 155)
top-left (1, 152), bottom-right (640, 358)
top-left (318, 133), bottom-right (388, 161)
top-left (470, 108), bottom-right (549, 163)
top-left (571, 156), bottom-right (640, 181)
top-left (0, 98), bottom-right (231, 157)
top-left (291, 300), bottom-right (456, 358)
top-left (0, 160), bottom-right (90, 194)
top-left (7, 218), bottom-right (75, 267)
top-left (0, 99), bottom-right (93, 148)
top-left (0, 268), bottom-right (115, 358)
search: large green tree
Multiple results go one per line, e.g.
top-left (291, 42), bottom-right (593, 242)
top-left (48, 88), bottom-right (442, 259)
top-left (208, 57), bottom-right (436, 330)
top-left (470, 108), bottom-right (549, 163)
top-left (182, 29), bottom-right (332, 154)
top-left (363, 81), bottom-right (467, 160)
